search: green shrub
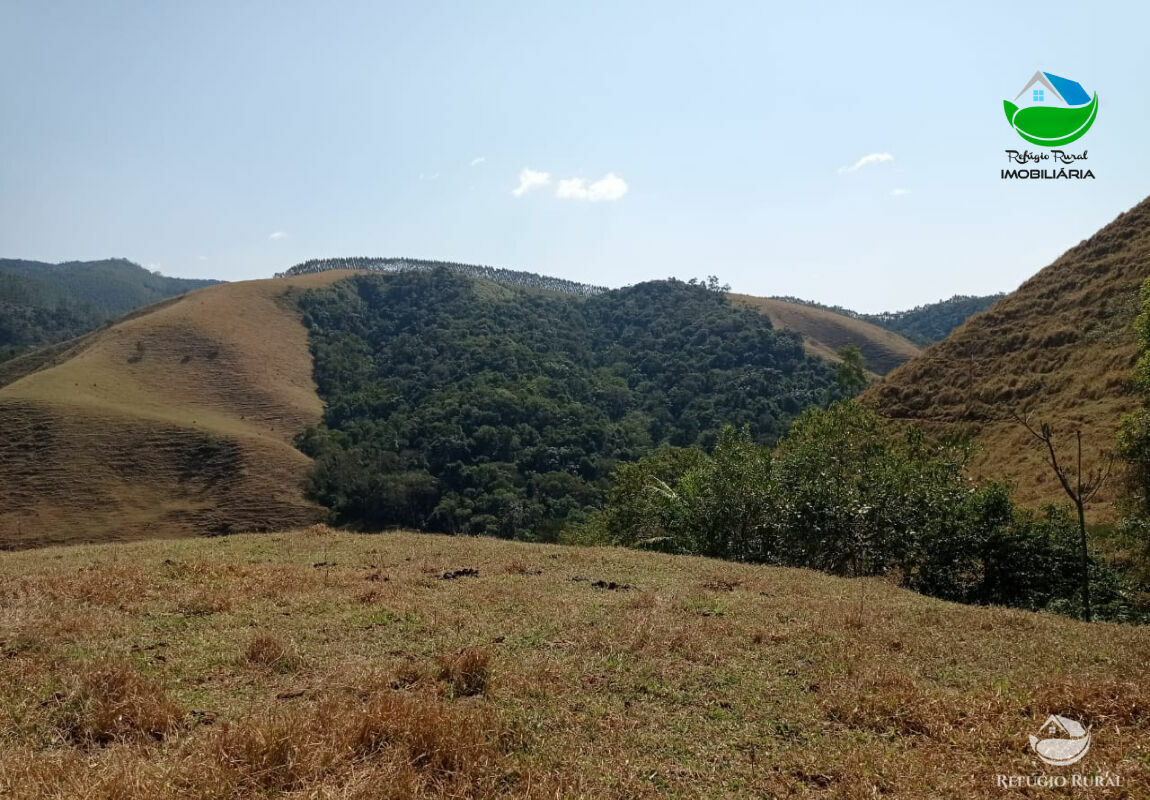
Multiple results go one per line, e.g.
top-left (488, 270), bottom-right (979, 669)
top-left (576, 401), bottom-right (1136, 618)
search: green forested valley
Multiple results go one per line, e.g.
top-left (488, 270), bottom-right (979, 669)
top-left (294, 269), bottom-right (851, 538)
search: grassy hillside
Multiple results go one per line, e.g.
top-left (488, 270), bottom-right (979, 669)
top-left (0, 272), bottom-right (353, 549)
top-left (731, 294), bottom-right (922, 375)
top-left (867, 196), bottom-right (1150, 517)
top-left (0, 259), bottom-right (219, 361)
top-left (1, 528), bottom-right (1146, 798)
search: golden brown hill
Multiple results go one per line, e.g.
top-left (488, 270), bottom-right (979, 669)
top-left (866, 196), bottom-right (1150, 517)
top-left (731, 294), bottom-right (922, 375)
top-left (0, 271), bottom-right (357, 549)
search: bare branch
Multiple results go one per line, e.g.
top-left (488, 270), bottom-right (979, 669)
top-left (1082, 453), bottom-right (1115, 504)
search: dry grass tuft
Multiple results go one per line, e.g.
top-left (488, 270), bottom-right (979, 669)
top-left (357, 587), bottom-right (387, 604)
top-left (437, 647), bottom-right (491, 697)
top-left (1033, 678), bottom-right (1150, 726)
top-left (177, 589), bottom-right (232, 616)
top-left (7, 687), bottom-right (526, 800)
top-left (243, 633), bottom-right (302, 673)
top-left (822, 670), bottom-right (958, 739)
top-left (51, 658), bottom-right (183, 746)
top-left (390, 661), bottom-right (430, 690)
top-left (196, 687), bottom-right (512, 797)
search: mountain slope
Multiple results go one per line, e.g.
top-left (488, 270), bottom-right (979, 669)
top-left (0, 272), bottom-right (351, 549)
top-left (0, 258), bottom-right (219, 360)
top-left (731, 294), bottom-right (922, 374)
top-left (867, 196), bottom-right (1150, 515)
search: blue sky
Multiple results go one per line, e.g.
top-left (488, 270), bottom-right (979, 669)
top-left (2, 1), bottom-right (1147, 312)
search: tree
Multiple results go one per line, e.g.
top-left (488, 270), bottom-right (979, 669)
top-left (1013, 413), bottom-right (1113, 621)
top-left (834, 345), bottom-right (868, 395)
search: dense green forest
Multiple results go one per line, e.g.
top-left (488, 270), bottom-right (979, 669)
top-left (295, 270), bottom-right (851, 538)
top-left (283, 257), bottom-right (1001, 346)
top-left (0, 259), bottom-right (218, 362)
top-left (773, 293), bottom-right (1003, 345)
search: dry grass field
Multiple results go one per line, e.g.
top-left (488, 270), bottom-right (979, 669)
top-left (730, 295), bottom-right (922, 376)
top-left (1, 528), bottom-right (1147, 798)
top-left (0, 272), bottom-right (360, 549)
top-left (868, 197), bottom-right (1150, 518)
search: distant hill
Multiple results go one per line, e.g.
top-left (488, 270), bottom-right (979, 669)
top-left (861, 294), bottom-right (1005, 345)
top-left (0, 252), bottom-right (1001, 547)
top-left (867, 196), bottom-right (1150, 517)
top-left (0, 272), bottom-right (348, 548)
top-left (0, 258), bottom-right (219, 361)
top-left (731, 295), bottom-right (922, 375)
top-left (0, 266), bottom-right (858, 548)
top-left (281, 258), bottom-right (926, 376)
top-left (772, 293), bottom-right (1004, 346)
top-left (280, 256), bottom-right (606, 296)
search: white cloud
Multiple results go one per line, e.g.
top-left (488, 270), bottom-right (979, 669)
top-left (469, 156), bottom-right (486, 167)
top-left (269, 231), bottom-right (287, 240)
top-left (198, 255), bottom-right (208, 261)
top-left (838, 152), bottom-right (894, 174)
top-left (512, 167), bottom-right (551, 197)
top-left (890, 187), bottom-right (911, 196)
top-left (555, 172), bottom-right (629, 202)
top-left (418, 172), bottom-right (439, 181)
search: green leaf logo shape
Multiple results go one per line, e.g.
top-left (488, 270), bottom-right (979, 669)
top-left (1004, 93), bottom-right (1099, 147)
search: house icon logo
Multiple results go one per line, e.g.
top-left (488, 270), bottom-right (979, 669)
top-left (1029, 714), bottom-right (1091, 766)
top-left (1004, 71), bottom-right (1098, 147)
